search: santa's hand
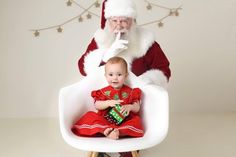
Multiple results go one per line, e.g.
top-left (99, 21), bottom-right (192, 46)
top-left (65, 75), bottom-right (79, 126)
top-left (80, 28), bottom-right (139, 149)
top-left (102, 32), bottom-right (128, 62)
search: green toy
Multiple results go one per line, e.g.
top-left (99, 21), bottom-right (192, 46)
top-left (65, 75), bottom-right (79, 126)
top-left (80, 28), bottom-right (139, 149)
top-left (105, 104), bottom-right (128, 125)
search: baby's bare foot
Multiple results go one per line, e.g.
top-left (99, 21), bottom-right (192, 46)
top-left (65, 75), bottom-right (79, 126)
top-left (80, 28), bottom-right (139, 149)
top-left (104, 128), bottom-right (114, 137)
top-left (107, 129), bottom-right (119, 140)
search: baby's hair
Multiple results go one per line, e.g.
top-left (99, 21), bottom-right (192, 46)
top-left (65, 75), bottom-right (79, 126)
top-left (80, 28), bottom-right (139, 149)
top-left (105, 57), bottom-right (128, 73)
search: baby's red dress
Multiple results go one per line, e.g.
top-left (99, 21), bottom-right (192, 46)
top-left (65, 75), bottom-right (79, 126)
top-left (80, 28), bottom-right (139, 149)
top-left (71, 85), bottom-right (144, 137)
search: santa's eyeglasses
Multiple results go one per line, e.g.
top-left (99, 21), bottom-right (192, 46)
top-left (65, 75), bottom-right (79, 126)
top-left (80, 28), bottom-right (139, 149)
top-left (108, 17), bottom-right (132, 26)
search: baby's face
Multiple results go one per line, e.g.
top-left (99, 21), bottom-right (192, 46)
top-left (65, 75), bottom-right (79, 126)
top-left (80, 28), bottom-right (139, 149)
top-left (105, 63), bottom-right (127, 89)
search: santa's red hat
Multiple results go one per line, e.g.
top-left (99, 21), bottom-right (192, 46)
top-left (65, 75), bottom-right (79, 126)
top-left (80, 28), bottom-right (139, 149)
top-left (101, 0), bottom-right (137, 29)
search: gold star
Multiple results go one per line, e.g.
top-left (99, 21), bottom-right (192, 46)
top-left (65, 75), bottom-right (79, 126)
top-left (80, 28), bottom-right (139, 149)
top-left (57, 26), bottom-right (63, 33)
top-left (78, 16), bottom-right (83, 22)
top-left (94, 1), bottom-right (100, 8)
top-left (158, 22), bottom-right (164, 27)
top-left (146, 3), bottom-right (152, 10)
top-left (175, 10), bottom-right (179, 16)
top-left (169, 10), bottom-right (175, 16)
top-left (86, 13), bottom-right (92, 19)
top-left (66, 0), bottom-right (72, 6)
top-left (34, 30), bottom-right (40, 37)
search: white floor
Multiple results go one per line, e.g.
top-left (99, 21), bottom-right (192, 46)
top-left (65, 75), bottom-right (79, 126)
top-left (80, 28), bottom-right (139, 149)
top-left (1, 113), bottom-right (236, 157)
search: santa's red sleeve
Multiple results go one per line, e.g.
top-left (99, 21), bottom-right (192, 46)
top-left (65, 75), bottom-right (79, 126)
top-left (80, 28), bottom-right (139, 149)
top-left (78, 38), bottom-right (98, 76)
top-left (145, 42), bottom-right (171, 80)
top-left (132, 42), bottom-right (170, 80)
top-left (131, 41), bottom-right (171, 88)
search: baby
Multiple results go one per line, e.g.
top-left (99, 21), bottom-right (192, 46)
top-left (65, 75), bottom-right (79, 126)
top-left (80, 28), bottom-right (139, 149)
top-left (72, 57), bottom-right (144, 140)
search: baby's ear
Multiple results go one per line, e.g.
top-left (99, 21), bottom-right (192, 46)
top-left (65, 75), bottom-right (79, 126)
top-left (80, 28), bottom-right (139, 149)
top-left (104, 73), bottom-right (108, 78)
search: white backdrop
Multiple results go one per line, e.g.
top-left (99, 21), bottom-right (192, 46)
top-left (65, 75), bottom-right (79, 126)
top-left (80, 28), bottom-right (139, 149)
top-left (0, 0), bottom-right (236, 118)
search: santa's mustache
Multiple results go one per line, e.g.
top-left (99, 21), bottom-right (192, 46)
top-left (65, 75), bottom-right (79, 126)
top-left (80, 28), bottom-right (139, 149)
top-left (114, 29), bottom-right (128, 34)
top-left (113, 30), bottom-right (129, 40)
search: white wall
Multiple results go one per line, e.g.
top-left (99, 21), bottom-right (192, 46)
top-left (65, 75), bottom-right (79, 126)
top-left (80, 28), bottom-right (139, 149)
top-left (0, 0), bottom-right (236, 118)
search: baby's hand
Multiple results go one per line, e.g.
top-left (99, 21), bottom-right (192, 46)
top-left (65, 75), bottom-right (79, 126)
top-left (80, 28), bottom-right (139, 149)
top-left (107, 100), bottom-right (123, 107)
top-left (120, 105), bottom-right (133, 116)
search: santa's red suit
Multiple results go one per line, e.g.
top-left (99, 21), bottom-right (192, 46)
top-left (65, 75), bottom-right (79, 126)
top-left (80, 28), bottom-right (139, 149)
top-left (78, 0), bottom-right (171, 89)
top-left (71, 85), bottom-right (144, 137)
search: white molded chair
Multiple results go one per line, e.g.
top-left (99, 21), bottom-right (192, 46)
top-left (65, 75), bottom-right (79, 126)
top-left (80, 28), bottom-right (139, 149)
top-left (59, 69), bottom-right (169, 157)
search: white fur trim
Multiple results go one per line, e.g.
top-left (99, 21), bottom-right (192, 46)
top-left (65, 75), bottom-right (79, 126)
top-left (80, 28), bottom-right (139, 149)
top-left (137, 27), bottom-right (155, 57)
top-left (105, 0), bottom-right (137, 18)
top-left (138, 69), bottom-right (168, 89)
top-left (94, 27), bottom-right (155, 60)
top-left (84, 49), bottom-right (105, 75)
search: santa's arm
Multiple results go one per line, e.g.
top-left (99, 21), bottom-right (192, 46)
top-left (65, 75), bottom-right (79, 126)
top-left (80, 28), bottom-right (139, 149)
top-left (78, 38), bottom-right (99, 76)
top-left (139, 42), bottom-right (171, 88)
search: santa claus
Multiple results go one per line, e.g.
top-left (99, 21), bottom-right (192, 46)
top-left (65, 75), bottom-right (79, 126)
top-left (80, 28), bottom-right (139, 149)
top-left (77, 0), bottom-right (171, 156)
top-left (78, 0), bottom-right (171, 89)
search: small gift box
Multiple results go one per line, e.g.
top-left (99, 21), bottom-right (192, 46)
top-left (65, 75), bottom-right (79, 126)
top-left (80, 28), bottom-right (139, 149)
top-left (105, 104), bottom-right (128, 125)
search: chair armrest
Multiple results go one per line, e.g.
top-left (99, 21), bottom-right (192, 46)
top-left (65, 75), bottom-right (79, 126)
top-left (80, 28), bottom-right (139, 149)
top-left (59, 75), bottom-right (108, 144)
top-left (141, 85), bottom-right (169, 145)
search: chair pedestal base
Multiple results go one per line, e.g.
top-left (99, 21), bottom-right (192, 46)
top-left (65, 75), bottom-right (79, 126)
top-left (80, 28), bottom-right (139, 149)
top-left (88, 152), bottom-right (98, 157)
top-left (88, 151), bottom-right (139, 157)
top-left (131, 151), bottom-right (139, 157)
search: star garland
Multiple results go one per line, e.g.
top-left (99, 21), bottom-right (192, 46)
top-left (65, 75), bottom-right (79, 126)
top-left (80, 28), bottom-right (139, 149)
top-left (30, 0), bottom-right (182, 37)
top-left (30, 0), bottom-right (101, 37)
top-left (142, 0), bottom-right (182, 27)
